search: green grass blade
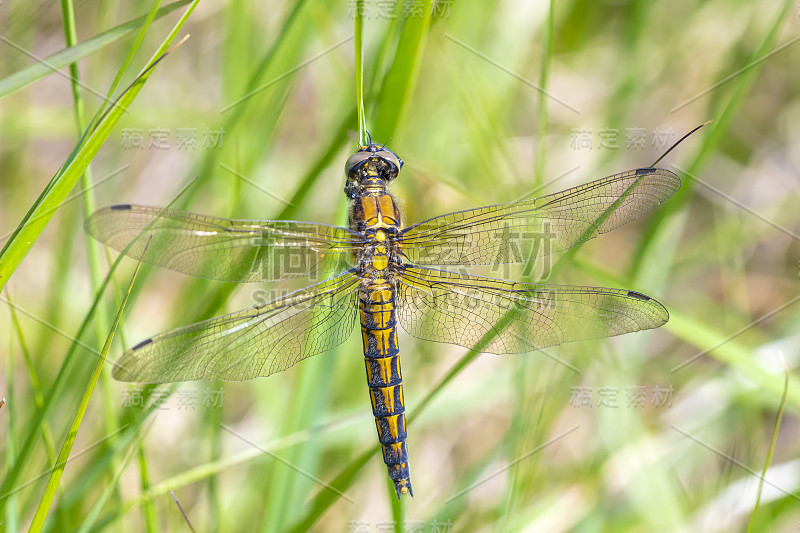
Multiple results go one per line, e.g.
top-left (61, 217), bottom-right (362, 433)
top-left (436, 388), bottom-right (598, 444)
top-left (287, 449), bottom-right (374, 533)
top-left (7, 289), bottom-right (69, 533)
top-left (0, 254), bottom-right (124, 508)
top-left (60, 0), bottom-right (108, 338)
top-left (0, 0), bottom-right (199, 294)
top-left (746, 356), bottom-right (789, 532)
top-left (88, 0), bottom-right (164, 132)
top-left (354, 0), bottom-right (367, 145)
top-left (4, 325), bottom-right (19, 533)
top-left (6, 293), bottom-right (57, 466)
top-left (278, 108), bottom-right (358, 220)
top-left (28, 241), bottom-right (147, 531)
top-left (371, 0), bottom-right (433, 141)
top-left (77, 424), bottom-right (153, 533)
top-left (49, 385), bottom-right (174, 518)
top-left (137, 447), bottom-right (159, 532)
top-left (533, 0), bottom-right (554, 188)
top-left (388, 477), bottom-right (404, 531)
top-left (0, 0), bottom-right (191, 97)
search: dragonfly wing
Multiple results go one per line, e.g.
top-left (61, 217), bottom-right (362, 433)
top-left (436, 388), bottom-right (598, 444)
top-left (86, 205), bottom-right (361, 282)
top-left (112, 271), bottom-right (361, 383)
top-left (399, 168), bottom-right (679, 266)
top-left (396, 266), bottom-right (668, 354)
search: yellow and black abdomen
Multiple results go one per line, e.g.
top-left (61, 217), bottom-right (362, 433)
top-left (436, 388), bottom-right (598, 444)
top-left (360, 281), bottom-right (412, 498)
top-left (351, 187), bottom-right (411, 497)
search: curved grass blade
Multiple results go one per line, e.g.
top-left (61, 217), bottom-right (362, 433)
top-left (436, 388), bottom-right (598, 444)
top-left (0, 0), bottom-right (200, 294)
top-left (28, 240), bottom-right (149, 531)
top-left (746, 354), bottom-right (788, 533)
top-left (0, 0), bottom-right (191, 97)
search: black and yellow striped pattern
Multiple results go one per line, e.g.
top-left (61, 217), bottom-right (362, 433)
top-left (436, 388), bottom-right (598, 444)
top-left (360, 281), bottom-right (412, 498)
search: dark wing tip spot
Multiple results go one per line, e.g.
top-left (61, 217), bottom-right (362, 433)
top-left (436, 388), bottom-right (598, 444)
top-left (111, 204), bottom-right (133, 211)
top-left (635, 167), bottom-right (656, 175)
top-left (626, 290), bottom-right (651, 301)
top-left (132, 337), bottom-right (154, 350)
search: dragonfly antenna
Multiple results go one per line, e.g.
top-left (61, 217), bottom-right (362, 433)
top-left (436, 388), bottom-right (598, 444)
top-left (650, 120), bottom-right (712, 167)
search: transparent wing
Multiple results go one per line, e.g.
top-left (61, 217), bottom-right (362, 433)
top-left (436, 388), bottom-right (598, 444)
top-left (112, 271), bottom-right (360, 383)
top-left (396, 266), bottom-right (668, 354)
top-left (86, 205), bottom-right (362, 282)
top-left (399, 168), bottom-right (679, 266)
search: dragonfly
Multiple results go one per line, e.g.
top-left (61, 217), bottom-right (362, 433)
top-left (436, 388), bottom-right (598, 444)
top-left (86, 142), bottom-right (680, 498)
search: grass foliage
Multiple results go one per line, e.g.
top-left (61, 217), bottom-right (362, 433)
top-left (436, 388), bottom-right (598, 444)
top-left (1, 0), bottom-right (799, 531)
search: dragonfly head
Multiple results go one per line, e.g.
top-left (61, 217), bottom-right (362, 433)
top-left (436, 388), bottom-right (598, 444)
top-left (344, 143), bottom-right (403, 198)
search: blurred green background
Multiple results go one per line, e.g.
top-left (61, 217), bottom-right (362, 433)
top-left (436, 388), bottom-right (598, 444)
top-left (2, 0), bottom-right (800, 531)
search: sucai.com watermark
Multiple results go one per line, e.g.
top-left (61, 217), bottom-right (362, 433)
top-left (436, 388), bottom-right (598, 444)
top-left (348, 519), bottom-right (452, 533)
top-left (243, 219), bottom-right (559, 302)
top-left (348, 0), bottom-right (452, 20)
top-left (570, 127), bottom-right (675, 151)
top-left (121, 386), bottom-right (224, 410)
top-left (570, 385), bottom-right (673, 408)
top-left (120, 127), bottom-right (224, 151)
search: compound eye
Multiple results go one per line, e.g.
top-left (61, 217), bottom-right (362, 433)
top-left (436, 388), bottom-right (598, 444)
top-left (344, 151), bottom-right (372, 177)
top-left (376, 150), bottom-right (402, 177)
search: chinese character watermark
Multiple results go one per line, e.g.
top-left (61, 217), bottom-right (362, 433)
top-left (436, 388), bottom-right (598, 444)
top-left (570, 127), bottom-right (675, 151)
top-left (121, 386), bottom-right (225, 410)
top-left (347, 519), bottom-right (452, 533)
top-left (347, 0), bottom-right (452, 20)
top-left (570, 385), bottom-right (674, 408)
top-left (120, 127), bottom-right (224, 150)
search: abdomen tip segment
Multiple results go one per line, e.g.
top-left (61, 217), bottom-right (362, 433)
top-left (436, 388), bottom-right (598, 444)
top-left (394, 478), bottom-right (413, 499)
